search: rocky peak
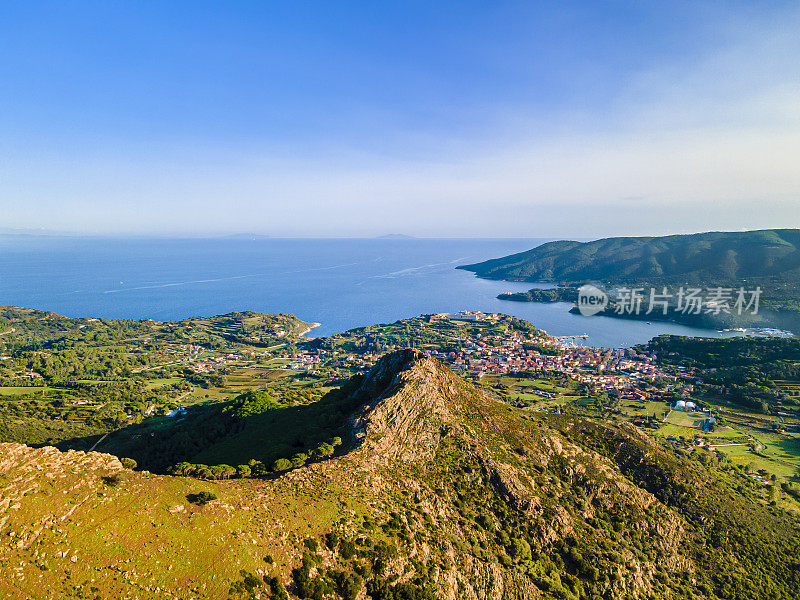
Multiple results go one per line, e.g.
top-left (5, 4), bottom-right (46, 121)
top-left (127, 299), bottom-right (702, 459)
top-left (348, 348), bottom-right (467, 463)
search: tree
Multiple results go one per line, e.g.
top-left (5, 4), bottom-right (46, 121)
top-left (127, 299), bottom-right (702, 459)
top-left (248, 459), bottom-right (269, 476)
top-left (210, 464), bottom-right (236, 480)
top-left (169, 462), bottom-right (194, 476)
top-left (291, 453), bottom-right (308, 468)
top-left (272, 458), bottom-right (292, 472)
top-left (313, 443), bottom-right (335, 459)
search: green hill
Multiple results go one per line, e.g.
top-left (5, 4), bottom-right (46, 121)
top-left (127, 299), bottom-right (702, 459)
top-left (458, 229), bottom-right (800, 284)
top-left (2, 350), bottom-right (799, 599)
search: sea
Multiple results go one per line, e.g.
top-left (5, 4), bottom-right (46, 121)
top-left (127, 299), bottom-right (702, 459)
top-left (0, 235), bottom-right (746, 348)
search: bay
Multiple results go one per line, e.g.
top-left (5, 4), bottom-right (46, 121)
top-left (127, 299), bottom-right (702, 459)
top-left (0, 236), bottom-right (740, 347)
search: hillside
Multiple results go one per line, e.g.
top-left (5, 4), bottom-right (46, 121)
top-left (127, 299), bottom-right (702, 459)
top-left (458, 229), bottom-right (800, 331)
top-left (0, 307), bottom-right (313, 353)
top-left (2, 349), bottom-right (799, 599)
top-left (0, 307), bottom-right (315, 449)
top-left (457, 229), bottom-right (800, 284)
top-left (645, 335), bottom-right (800, 412)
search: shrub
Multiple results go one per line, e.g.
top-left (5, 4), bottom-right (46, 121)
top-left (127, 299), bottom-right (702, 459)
top-left (510, 538), bottom-right (532, 561)
top-left (339, 539), bottom-right (357, 560)
top-left (332, 571), bottom-right (362, 600)
top-left (264, 575), bottom-right (288, 600)
top-left (229, 570), bottom-right (262, 598)
top-left (101, 473), bottom-right (124, 487)
top-left (120, 457), bottom-right (137, 470)
top-left (325, 531), bottom-right (340, 550)
top-left (292, 553), bottom-right (333, 600)
top-left (186, 491), bottom-right (217, 505)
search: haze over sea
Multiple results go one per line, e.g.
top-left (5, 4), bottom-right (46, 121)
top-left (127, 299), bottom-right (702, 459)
top-left (0, 236), bottom-right (738, 348)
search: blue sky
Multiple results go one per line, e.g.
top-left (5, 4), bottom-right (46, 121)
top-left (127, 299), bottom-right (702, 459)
top-left (2, 1), bottom-right (799, 237)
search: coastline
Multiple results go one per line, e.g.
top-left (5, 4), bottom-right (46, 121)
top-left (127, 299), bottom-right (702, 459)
top-left (492, 283), bottom-right (799, 336)
top-left (299, 322), bottom-right (322, 339)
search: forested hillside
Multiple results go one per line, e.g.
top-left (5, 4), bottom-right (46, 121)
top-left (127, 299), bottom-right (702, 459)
top-left (458, 229), bottom-right (800, 284)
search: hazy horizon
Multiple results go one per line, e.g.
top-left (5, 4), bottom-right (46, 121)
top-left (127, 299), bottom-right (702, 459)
top-left (0, 226), bottom-right (796, 242)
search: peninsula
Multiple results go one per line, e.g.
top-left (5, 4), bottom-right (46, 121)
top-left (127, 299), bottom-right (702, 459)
top-left (459, 229), bottom-right (800, 332)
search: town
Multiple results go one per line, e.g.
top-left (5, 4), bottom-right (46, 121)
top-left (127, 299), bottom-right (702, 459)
top-left (281, 311), bottom-right (691, 405)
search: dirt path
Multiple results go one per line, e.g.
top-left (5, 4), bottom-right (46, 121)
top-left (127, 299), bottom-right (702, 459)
top-left (89, 431), bottom-right (111, 452)
top-left (174, 389), bottom-right (193, 402)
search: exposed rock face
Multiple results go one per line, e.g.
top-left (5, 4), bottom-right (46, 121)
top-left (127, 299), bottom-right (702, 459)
top-left (0, 444), bottom-right (123, 556)
top-left (349, 349), bottom-right (463, 462)
top-left (0, 443), bottom-right (122, 474)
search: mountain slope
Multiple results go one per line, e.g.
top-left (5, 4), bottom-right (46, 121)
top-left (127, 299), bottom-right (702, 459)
top-left (457, 229), bottom-right (800, 283)
top-left (1, 349), bottom-right (798, 599)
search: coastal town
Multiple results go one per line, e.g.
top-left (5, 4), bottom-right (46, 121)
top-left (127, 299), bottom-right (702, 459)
top-left (277, 311), bottom-right (694, 404)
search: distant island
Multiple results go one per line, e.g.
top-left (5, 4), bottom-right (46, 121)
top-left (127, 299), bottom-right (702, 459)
top-left (222, 233), bottom-right (272, 240)
top-left (376, 233), bottom-right (417, 239)
top-left (461, 229), bottom-right (800, 332)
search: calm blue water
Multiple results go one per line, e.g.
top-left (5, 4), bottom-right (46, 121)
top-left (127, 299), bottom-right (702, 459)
top-left (0, 236), bottom-right (738, 348)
